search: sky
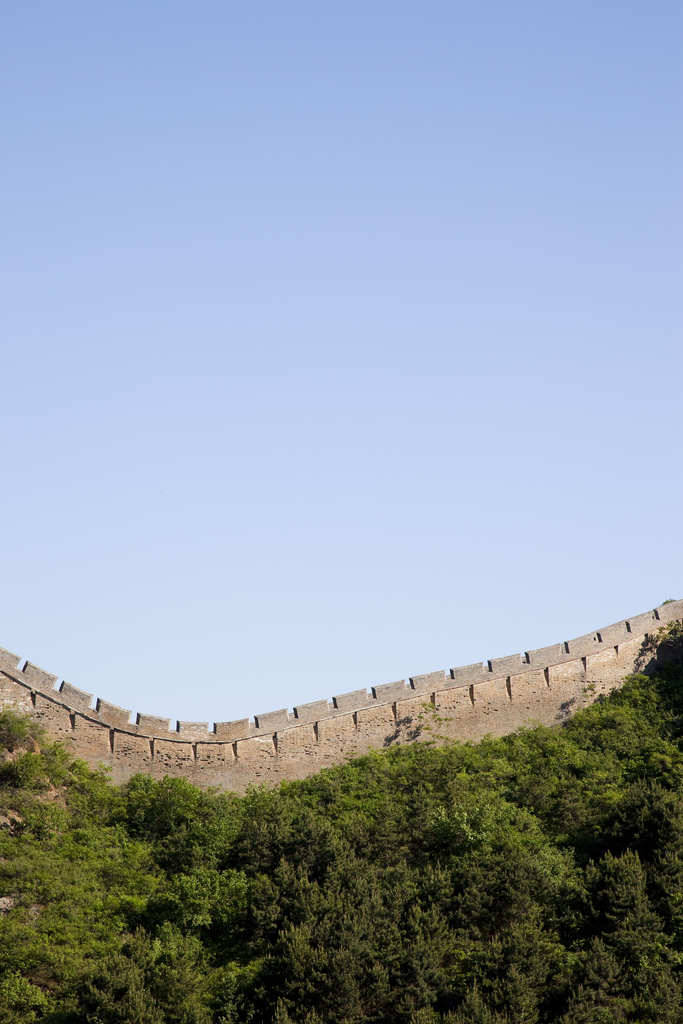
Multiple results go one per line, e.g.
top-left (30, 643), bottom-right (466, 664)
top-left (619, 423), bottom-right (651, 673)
top-left (1, 1), bottom-right (681, 728)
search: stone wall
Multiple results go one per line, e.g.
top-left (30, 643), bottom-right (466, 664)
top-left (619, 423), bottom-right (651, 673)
top-left (1, 601), bottom-right (681, 792)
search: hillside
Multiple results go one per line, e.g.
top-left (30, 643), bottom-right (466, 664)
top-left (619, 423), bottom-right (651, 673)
top-left (1, 623), bottom-right (683, 1024)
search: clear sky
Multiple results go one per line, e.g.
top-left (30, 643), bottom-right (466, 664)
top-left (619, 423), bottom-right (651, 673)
top-left (1, 1), bottom-right (681, 728)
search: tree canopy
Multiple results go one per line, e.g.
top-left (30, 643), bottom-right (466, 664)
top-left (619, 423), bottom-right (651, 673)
top-left (2, 627), bottom-right (683, 1023)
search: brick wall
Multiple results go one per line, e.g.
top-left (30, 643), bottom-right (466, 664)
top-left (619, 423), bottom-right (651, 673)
top-left (1, 601), bottom-right (680, 792)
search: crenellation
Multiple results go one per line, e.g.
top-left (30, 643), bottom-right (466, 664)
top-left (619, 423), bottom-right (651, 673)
top-left (565, 632), bottom-right (605, 658)
top-left (656, 599), bottom-right (683, 623)
top-left (449, 662), bottom-right (485, 684)
top-left (214, 719), bottom-right (250, 740)
top-left (95, 698), bottom-right (133, 729)
top-left (176, 721), bottom-right (211, 737)
top-left (594, 620), bottom-right (631, 645)
top-left (486, 654), bottom-right (524, 677)
top-left (136, 712), bottom-right (172, 733)
top-left (293, 699), bottom-right (332, 722)
top-left (0, 648), bottom-right (21, 674)
top-left (20, 661), bottom-right (58, 692)
top-left (253, 709), bottom-right (289, 731)
top-left (372, 679), bottom-right (409, 701)
top-left (332, 689), bottom-right (370, 712)
top-left (59, 681), bottom-right (94, 713)
top-left (410, 670), bottom-right (446, 692)
top-left (0, 604), bottom-right (680, 793)
top-left (627, 610), bottom-right (659, 635)
top-left (525, 643), bottom-right (566, 668)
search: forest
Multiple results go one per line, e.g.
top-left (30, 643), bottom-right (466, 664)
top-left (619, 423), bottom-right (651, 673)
top-left (1, 623), bottom-right (683, 1024)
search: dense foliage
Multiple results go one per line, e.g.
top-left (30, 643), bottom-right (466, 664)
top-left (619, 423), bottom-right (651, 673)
top-left (2, 629), bottom-right (683, 1023)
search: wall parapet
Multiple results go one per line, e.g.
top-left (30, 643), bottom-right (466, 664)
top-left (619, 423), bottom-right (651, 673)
top-left (1, 600), bottom-right (681, 791)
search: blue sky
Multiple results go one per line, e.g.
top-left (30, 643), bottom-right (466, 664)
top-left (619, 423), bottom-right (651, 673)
top-left (1, 1), bottom-right (681, 727)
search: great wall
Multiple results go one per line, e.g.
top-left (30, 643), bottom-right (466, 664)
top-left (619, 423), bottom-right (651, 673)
top-left (1, 600), bottom-right (681, 792)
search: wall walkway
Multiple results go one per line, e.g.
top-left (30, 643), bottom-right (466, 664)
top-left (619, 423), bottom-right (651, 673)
top-left (1, 601), bottom-right (681, 791)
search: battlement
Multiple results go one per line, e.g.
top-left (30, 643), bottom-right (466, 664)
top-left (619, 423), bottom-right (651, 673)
top-left (0, 600), bottom-right (680, 791)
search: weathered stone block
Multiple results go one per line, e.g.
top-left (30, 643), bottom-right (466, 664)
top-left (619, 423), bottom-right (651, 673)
top-left (449, 662), bottom-right (484, 685)
top-left (112, 732), bottom-right (152, 766)
top-left (293, 700), bottom-right (331, 722)
top-left (276, 723), bottom-right (317, 756)
top-left (372, 680), bottom-right (408, 701)
top-left (598, 621), bottom-right (631, 645)
top-left (433, 685), bottom-right (477, 739)
top-left (656, 600), bottom-right (683, 624)
top-left (254, 709), bottom-right (289, 731)
top-left (96, 698), bottom-right (133, 729)
top-left (332, 689), bottom-right (369, 712)
top-left (628, 611), bottom-right (658, 635)
top-left (487, 654), bottom-right (524, 677)
top-left (409, 670), bottom-right (446, 693)
top-left (0, 671), bottom-right (32, 713)
top-left (196, 741), bottom-right (233, 766)
top-left (59, 681), bottom-right (94, 713)
top-left (510, 669), bottom-right (557, 724)
top-left (177, 721), bottom-right (211, 737)
top-left (316, 712), bottom-right (356, 742)
top-left (153, 739), bottom-right (195, 777)
top-left (31, 692), bottom-right (73, 741)
top-left (214, 719), bottom-right (250, 740)
top-left (137, 713), bottom-right (172, 734)
top-left (20, 662), bottom-right (57, 693)
top-left (393, 693), bottom-right (432, 744)
top-left (71, 715), bottom-right (111, 759)
top-left (234, 734), bottom-right (276, 763)
top-left (525, 643), bottom-right (567, 668)
top-left (473, 677), bottom-right (510, 716)
top-left (0, 648), bottom-right (21, 674)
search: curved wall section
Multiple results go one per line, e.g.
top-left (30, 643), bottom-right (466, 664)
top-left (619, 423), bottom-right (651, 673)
top-left (1, 601), bottom-right (681, 792)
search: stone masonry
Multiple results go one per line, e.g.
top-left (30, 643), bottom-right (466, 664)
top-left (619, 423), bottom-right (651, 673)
top-left (1, 601), bottom-right (681, 793)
